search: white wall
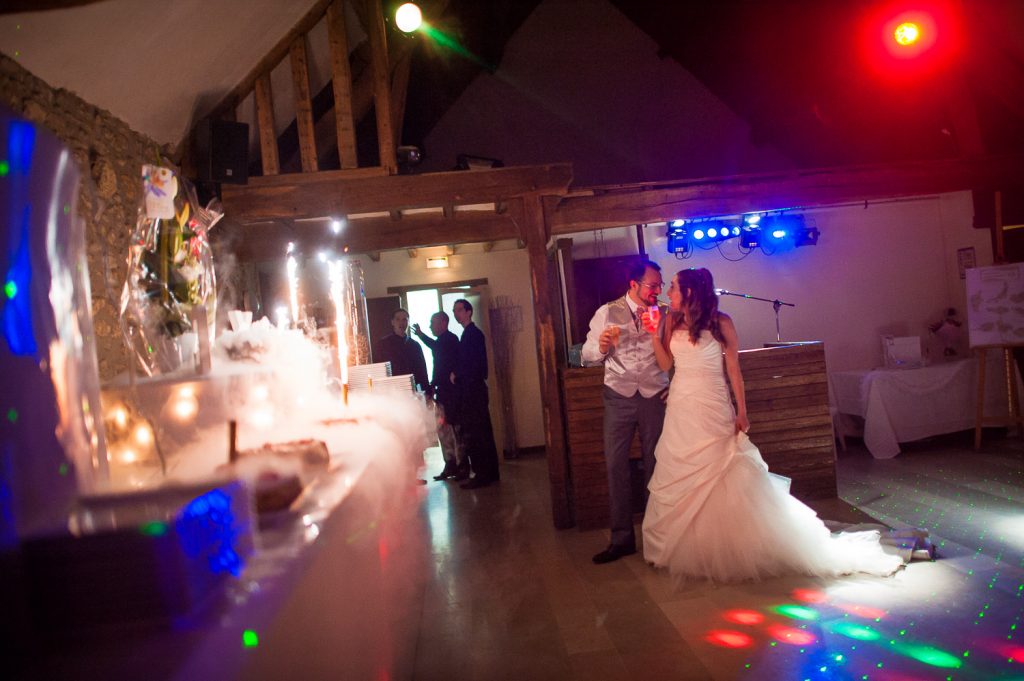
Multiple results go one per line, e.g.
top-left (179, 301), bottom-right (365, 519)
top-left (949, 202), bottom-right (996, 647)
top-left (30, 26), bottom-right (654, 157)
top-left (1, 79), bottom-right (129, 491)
top-left (359, 243), bottom-right (546, 448)
top-left (349, 191), bottom-right (989, 447)
top-left (597, 191), bottom-right (991, 372)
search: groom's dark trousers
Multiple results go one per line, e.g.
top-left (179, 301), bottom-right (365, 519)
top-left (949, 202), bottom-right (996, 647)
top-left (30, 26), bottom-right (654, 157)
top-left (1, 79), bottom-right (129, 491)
top-left (603, 386), bottom-right (666, 550)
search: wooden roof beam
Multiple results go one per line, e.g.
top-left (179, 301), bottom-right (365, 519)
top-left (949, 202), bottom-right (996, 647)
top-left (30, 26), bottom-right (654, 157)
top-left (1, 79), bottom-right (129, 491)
top-left (204, 0), bottom-right (333, 124)
top-left (366, 0), bottom-right (397, 173)
top-left (547, 155), bottom-right (1024, 233)
top-left (222, 163), bottom-right (573, 223)
top-left (230, 210), bottom-right (520, 261)
top-left (289, 35), bottom-right (319, 173)
top-left (326, 0), bottom-right (359, 169)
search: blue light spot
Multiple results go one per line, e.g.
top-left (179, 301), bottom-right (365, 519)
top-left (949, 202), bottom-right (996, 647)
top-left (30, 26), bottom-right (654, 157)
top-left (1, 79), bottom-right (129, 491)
top-left (2, 206), bottom-right (38, 356)
top-left (175, 487), bottom-right (247, 577)
top-left (7, 121), bottom-right (35, 175)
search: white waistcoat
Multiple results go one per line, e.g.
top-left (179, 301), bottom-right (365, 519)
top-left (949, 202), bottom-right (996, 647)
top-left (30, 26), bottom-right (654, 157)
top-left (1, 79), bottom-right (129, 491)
top-left (599, 296), bottom-right (670, 399)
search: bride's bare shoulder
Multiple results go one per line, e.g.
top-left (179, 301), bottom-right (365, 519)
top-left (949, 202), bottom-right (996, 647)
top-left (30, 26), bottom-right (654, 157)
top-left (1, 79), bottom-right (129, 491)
top-left (716, 311), bottom-right (735, 326)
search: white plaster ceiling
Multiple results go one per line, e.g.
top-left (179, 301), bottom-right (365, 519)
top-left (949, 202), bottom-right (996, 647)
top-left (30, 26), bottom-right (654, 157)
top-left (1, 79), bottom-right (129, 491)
top-left (0, 0), bottom-right (324, 146)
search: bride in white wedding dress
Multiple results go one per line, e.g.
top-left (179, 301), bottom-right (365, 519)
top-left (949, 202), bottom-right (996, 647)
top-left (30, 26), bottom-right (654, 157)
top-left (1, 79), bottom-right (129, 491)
top-left (640, 268), bottom-right (902, 583)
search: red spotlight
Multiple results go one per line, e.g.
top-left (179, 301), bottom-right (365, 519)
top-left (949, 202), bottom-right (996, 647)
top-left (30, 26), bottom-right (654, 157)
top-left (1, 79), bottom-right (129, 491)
top-left (766, 625), bottom-right (816, 646)
top-left (882, 10), bottom-right (937, 59)
top-left (837, 603), bottom-right (887, 620)
top-left (791, 588), bottom-right (828, 604)
top-left (723, 610), bottom-right (765, 626)
top-left (859, 2), bottom-right (961, 80)
top-left (705, 630), bottom-right (754, 649)
top-left (996, 644), bottom-right (1024, 663)
top-left (894, 21), bottom-right (920, 45)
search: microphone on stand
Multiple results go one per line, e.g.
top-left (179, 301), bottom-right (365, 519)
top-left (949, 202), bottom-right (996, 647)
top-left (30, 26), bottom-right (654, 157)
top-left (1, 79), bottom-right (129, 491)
top-left (714, 288), bottom-right (728, 295)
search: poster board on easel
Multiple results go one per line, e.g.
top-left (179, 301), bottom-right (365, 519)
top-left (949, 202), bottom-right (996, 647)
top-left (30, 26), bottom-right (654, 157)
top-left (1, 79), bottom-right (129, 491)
top-left (964, 263), bottom-right (1024, 447)
top-left (966, 263), bottom-right (1024, 347)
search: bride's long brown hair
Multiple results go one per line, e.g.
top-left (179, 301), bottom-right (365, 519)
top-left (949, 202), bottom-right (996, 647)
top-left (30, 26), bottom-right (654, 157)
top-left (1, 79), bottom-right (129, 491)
top-left (672, 268), bottom-right (725, 346)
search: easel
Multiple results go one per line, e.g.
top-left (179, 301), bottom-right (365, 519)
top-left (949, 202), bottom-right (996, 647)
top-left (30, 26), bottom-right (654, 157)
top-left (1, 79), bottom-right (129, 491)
top-left (973, 346), bottom-right (1024, 449)
top-left (972, 191), bottom-right (1024, 448)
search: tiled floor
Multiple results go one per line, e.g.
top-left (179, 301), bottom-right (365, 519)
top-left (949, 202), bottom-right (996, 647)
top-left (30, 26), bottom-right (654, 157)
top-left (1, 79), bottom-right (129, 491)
top-left (408, 433), bottom-right (1024, 681)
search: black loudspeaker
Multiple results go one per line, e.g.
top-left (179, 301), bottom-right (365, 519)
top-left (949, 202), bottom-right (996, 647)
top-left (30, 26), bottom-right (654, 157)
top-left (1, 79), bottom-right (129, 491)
top-left (195, 119), bottom-right (249, 185)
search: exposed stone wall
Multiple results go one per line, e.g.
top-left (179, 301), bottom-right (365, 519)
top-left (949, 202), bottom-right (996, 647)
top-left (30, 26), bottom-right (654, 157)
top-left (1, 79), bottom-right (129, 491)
top-left (0, 53), bottom-right (172, 380)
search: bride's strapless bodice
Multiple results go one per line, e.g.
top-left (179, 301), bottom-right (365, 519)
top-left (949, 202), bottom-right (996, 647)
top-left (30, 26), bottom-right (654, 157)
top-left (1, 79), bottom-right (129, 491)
top-left (668, 329), bottom-right (727, 398)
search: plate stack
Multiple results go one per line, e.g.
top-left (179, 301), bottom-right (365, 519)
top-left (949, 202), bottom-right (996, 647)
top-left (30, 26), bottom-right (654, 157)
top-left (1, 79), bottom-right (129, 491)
top-left (348, 362), bottom-right (391, 392)
top-left (366, 374), bottom-right (416, 396)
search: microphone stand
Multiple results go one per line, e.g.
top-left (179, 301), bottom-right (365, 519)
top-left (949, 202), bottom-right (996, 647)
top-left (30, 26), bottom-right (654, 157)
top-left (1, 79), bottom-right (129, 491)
top-left (715, 289), bottom-right (795, 342)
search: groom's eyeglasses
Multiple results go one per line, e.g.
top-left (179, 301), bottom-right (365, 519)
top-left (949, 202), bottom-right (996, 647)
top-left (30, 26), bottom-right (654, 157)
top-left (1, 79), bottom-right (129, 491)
top-left (639, 281), bottom-right (663, 291)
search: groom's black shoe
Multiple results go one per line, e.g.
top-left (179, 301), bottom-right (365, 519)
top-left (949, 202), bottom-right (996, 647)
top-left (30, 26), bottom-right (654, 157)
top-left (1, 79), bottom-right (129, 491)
top-left (592, 544), bottom-right (636, 564)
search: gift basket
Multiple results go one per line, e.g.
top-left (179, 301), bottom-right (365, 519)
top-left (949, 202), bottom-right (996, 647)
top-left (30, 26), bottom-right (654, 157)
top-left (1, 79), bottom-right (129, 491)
top-left (120, 165), bottom-right (222, 376)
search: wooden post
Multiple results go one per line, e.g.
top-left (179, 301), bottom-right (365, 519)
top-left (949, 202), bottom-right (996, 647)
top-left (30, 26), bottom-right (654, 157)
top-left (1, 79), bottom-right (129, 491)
top-left (326, 0), bottom-right (359, 169)
top-left (290, 36), bottom-right (319, 173)
top-left (390, 50), bottom-right (413, 146)
top-left (365, 0), bottom-right (398, 173)
top-left (556, 238), bottom-right (578, 345)
top-left (994, 190), bottom-right (1006, 263)
top-left (516, 194), bottom-right (573, 529)
top-left (254, 74), bottom-right (280, 175)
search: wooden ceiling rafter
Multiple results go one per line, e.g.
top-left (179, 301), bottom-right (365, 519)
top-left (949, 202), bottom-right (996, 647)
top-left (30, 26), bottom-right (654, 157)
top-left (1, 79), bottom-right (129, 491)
top-left (221, 163), bottom-right (573, 222)
top-left (547, 155), bottom-right (1024, 233)
top-left (231, 208), bottom-right (521, 261)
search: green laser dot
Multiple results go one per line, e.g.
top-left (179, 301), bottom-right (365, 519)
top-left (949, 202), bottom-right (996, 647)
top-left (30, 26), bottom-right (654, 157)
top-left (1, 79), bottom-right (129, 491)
top-left (242, 630), bottom-right (259, 647)
top-left (7, 408), bottom-right (18, 424)
top-left (58, 462), bottom-right (68, 476)
top-left (5, 280), bottom-right (16, 299)
top-left (139, 521), bottom-right (168, 536)
top-left (0, 160), bottom-right (9, 176)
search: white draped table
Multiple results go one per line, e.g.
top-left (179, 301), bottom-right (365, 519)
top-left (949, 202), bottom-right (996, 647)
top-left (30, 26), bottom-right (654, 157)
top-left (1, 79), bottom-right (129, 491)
top-left (830, 356), bottom-right (1019, 459)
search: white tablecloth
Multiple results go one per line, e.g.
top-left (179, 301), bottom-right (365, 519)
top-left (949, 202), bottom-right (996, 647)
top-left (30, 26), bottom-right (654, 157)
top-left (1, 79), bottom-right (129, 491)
top-left (831, 356), bottom-right (1019, 459)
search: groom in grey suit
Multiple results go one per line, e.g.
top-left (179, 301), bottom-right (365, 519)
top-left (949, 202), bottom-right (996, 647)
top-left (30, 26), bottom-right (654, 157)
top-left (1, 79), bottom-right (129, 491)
top-left (582, 260), bottom-right (670, 564)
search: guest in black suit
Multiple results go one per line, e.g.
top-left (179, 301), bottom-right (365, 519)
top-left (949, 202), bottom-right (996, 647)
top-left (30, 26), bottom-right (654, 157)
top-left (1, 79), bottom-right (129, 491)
top-left (451, 298), bottom-right (500, 489)
top-left (378, 308), bottom-right (429, 393)
top-left (413, 311), bottom-right (468, 481)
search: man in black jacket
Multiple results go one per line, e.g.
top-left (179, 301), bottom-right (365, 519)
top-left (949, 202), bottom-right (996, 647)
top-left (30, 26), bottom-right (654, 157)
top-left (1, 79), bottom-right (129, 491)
top-left (378, 308), bottom-right (429, 393)
top-left (413, 312), bottom-right (467, 481)
top-left (451, 298), bottom-right (499, 489)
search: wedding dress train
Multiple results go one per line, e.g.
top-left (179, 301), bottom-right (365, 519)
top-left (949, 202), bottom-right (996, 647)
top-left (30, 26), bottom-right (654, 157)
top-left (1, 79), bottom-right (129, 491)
top-left (642, 330), bottom-right (903, 582)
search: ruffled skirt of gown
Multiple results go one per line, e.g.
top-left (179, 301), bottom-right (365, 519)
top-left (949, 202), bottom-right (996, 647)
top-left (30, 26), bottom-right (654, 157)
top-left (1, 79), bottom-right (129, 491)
top-left (641, 336), bottom-right (902, 583)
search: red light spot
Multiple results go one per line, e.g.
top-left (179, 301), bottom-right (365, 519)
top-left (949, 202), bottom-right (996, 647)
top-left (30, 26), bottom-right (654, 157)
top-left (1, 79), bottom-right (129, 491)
top-left (705, 630), bottom-right (753, 649)
top-left (378, 536), bottom-right (389, 565)
top-left (859, 2), bottom-right (961, 80)
top-left (894, 21), bottom-right (920, 45)
top-left (792, 588), bottom-right (827, 604)
top-left (723, 610), bottom-right (765, 626)
top-left (766, 624), bottom-right (816, 646)
top-left (837, 603), bottom-right (887, 620)
top-left (882, 11), bottom-right (936, 59)
top-left (996, 644), bottom-right (1024, 663)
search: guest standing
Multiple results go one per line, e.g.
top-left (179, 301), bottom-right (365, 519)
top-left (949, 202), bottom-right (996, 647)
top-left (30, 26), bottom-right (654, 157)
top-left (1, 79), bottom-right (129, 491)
top-left (451, 299), bottom-right (500, 489)
top-left (413, 312), bottom-right (468, 481)
top-left (581, 260), bottom-right (669, 564)
top-left (378, 308), bottom-right (429, 393)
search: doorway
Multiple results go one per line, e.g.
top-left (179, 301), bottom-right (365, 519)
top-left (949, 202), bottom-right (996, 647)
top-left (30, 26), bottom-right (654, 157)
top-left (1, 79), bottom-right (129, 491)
top-left (366, 279), bottom-right (490, 382)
